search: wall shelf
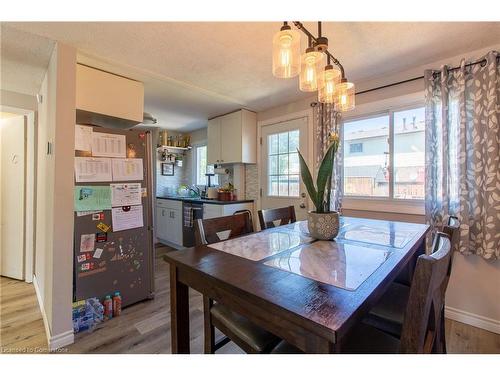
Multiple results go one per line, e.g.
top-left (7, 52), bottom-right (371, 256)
top-left (157, 145), bottom-right (192, 151)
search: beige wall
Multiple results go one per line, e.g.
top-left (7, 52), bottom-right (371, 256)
top-left (256, 43), bottom-right (500, 328)
top-left (35, 43), bottom-right (76, 347)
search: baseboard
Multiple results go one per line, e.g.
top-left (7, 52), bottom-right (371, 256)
top-left (32, 275), bottom-right (75, 350)
top-left (445, 305), bottom-right (500, 334)
top-left (49, 330), bottom-right (74, 350)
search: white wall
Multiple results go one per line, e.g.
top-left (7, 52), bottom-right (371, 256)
top-left (35, 43), bottom-right (76, 349)
top-left (256, 43), bottom-right (500, 331)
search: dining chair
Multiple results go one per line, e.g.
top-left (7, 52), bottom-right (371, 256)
top-left (194, 212), bottom-right (281, 354)
top-left (257, 206), bottom-right (296, 230)
top-left (272, 232), bottom-right (452, 354)
top-left (362, 216), bottom-right (460, 351)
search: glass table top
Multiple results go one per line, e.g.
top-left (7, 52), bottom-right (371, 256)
top-left (335, 221), bottom-right (419, 249)
top-left (207, 228), bottom-right (314, 262)
top-left (264, 240), bottom-right (393, 291)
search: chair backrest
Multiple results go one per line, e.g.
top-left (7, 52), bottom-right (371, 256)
top-left (194, 211), bottom-right (254, 246)
top-left (258, 206), bottom-right (296, 230)
top-left (399, 232), bottom-right (452, 354)
top-left (442, 215), bottom-right (460, 250)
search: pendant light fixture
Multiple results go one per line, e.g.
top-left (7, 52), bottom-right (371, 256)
top-left (272, 21), bottom-right (355, 111)
top-left (336, 79), bottom-right (355, 111)
top-left (318, 56), bottom-right (341, 103)
top-left (272, 22), bottom-right (301, 79)
top-left (299, 47), bottom-right (324, 92)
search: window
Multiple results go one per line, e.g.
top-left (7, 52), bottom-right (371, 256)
top-left (343, 106), bottom-right (425, 200)
top-left (393, 107), bottom-right (425, 199)
top-left (195, 144), bottom-right (218, 186)
top-left (267, 129), bottom-right (300, 197)
top-left (349, 143), bottom-right (363, 153)
top-left (344, 115), bottom-right (390, 197)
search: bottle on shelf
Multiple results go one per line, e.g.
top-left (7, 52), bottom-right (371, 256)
top-left (112, 292), bottom-right (122, 317)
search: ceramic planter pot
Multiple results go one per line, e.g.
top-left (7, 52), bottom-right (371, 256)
top-left (307, 211), bottom-right (340, 240)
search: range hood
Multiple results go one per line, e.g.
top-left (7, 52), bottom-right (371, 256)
top-left (76, 64), bottom-right (145, 129)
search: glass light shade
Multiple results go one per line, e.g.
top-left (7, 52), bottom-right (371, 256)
top-left (336, 81), bottom-right (355, 111)
top-left (272, 29), bottom-right (301, 78)
top-left (318, 66), bottom-right (341, 103)
top-left (299, 50), bottom-right (324, 92)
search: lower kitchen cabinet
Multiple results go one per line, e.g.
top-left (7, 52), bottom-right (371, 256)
top-left (203, 203), bottom-right (254, 219)
top-left (156, 199), bottom-right (183, 247)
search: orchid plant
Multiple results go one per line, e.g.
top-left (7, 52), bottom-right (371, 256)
top-left (297, 132), bottom-right (339, 213)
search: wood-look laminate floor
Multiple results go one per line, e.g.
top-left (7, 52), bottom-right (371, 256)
top-left (0, 276), bottom-right (48, 354)
top-left (2, 246), bottom-right (499, 354)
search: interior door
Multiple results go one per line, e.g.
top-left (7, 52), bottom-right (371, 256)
top-left (0, 115), bottom-right (26, 279)
top-left (261, 116), bottom-right (309, 221)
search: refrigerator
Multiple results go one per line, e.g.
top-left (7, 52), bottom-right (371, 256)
top-left (73, 126), bottom-right (155, 307)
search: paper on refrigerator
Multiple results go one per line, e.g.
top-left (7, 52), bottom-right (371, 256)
top-left (75, 157), bottom-right (113, 182)
top-left (91, 132), bottom-right (126, 158)
top-left (75, 125), bottom-right (93, 152)
top-left (112, 158), bottom-right (143, 181)
top-left (74, 186), bottom-right (112, 212)
top-left (111, 205), bottom-right (144, 232)
top-left (110, 183), bottom-right (142, 207)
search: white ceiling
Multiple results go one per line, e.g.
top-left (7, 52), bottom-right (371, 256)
top-left (0, 25), bottom-right (55, 97)
top-left (2, 22), bottom-right (500, 131)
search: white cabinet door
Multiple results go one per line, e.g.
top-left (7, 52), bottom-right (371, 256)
top-left (220, 111), bottom-right (242, 164)
top-left (156, 206), bottom-right (169, 241)
top-left (207, 118), bottom-right (221, 165)
top-left (167, 209), bottom-right (183, 246)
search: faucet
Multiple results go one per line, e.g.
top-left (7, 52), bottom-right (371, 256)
top-left (189, 186), bottom-right (201, 198)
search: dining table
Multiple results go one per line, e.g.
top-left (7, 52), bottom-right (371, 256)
top-left (163, 216), bottom-right (430, 353)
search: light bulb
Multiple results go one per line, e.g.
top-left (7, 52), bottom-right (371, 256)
top-left (336, 81), bottom-right (355, 111)
top-left (299, 49), bottom-right (324, 92)
top-left (318, 65), bottom-right (341, 103)
top-left (272, 27), bottom-right (301, 78)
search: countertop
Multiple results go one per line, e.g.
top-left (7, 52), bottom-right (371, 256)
top-left (156, 196), bottom-right (254, 205)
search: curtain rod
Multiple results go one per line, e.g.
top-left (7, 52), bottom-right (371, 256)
top-left (356, 56), bottom-right (498, 96)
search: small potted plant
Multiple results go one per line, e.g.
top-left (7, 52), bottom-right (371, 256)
top-left (297, 132), bottom-right (340, 240)
top-left (217, 183), bottom-right (234, 201)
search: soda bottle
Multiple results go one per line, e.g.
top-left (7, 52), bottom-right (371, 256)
top-left (103, 295), bottom-right (113, 319)
top-left (112, 292), bottom-right (122, 317)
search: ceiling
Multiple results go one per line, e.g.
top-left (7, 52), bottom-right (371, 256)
top-left (2, 22), bottom-right (500, 131)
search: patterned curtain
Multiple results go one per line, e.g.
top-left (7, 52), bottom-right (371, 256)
top-left (425, 51), bottom-right (500, 260)
top-left (313, 102), bottom-right (343, 211)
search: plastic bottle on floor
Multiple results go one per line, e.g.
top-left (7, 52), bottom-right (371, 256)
top-left (103, 295), bottom-right (113, 320)
top-left (112, 292), bottom-right (122, 317)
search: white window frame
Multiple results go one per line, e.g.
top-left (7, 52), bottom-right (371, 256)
top-left (341, 102), bottom-right (425, 215)
top-left (192, 142), bottom-right (218, 188)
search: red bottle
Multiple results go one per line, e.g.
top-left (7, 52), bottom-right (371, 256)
top-left (103, 295), bottom-right (113, 319)
top-left (112, 292), bottom-right (122, 317)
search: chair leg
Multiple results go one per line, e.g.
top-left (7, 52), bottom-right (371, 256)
top-left (203, 296), bottom-right (215, 354)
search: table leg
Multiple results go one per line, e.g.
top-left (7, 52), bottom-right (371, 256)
top-left (170, 266), bottom-right (190, 354)
top-left (305, 335), bottom-right (337, 353)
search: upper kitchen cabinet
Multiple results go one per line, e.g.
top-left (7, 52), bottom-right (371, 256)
top-left (76, 64), bottom-right (144, 128)
top-left (207, 109), bottom-right (257, 164)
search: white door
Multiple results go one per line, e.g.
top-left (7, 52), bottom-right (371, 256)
top-left (261, 116), bottom-right (309, 221)
top-left (0, 116), bottom-right (26, 279)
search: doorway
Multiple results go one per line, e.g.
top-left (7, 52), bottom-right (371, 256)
top-left (259, 114), bottom-right (311, 221)
top-left (0, 113), bottom-right (26, 280)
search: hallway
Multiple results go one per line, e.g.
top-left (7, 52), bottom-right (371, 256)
top-left (0, 277), bottom-right (48, 353)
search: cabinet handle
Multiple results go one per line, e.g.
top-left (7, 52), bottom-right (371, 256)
top-left (162, 209), bottom-right (165, 217)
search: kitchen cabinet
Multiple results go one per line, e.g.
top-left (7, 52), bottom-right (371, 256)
top-left (156, 199), bottom-right (183, 247)
top-left (203, 202), bottom-right (254, 220)
top-left (207, 109), bottom-right (256, 165)
top-left (76, 64), bottom-right (144, 128)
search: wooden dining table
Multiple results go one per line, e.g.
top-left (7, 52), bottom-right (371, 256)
top-left (164, 216), bottom-right (429, 354)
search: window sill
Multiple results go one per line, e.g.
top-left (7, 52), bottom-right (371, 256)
top-left (342, 197), bottom-right (424, 215)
